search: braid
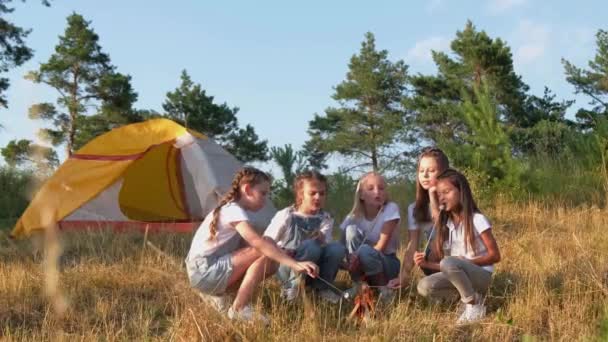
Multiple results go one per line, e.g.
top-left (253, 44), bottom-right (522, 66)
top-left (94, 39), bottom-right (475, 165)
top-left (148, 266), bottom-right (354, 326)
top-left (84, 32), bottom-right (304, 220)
top-left (208, 167), bottom-right (270, 240)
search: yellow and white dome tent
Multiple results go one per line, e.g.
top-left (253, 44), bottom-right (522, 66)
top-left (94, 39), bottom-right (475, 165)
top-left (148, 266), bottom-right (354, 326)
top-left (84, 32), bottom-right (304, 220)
top-left (10, 118), bottom-right (275, 239)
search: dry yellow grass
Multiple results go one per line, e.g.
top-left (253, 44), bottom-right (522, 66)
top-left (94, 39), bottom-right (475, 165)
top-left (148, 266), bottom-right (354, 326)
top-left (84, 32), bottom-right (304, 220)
top-left (2, 202), bottom-right (608, 341)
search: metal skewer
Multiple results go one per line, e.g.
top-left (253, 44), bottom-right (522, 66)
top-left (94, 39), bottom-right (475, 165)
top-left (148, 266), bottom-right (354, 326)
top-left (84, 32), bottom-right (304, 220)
top-left (283, 273), bottom-right (350, 300)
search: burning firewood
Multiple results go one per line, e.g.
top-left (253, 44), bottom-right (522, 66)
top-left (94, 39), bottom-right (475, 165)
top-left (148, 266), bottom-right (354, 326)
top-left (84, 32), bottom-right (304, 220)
top-left (347, 282), bottom-right (375, 323)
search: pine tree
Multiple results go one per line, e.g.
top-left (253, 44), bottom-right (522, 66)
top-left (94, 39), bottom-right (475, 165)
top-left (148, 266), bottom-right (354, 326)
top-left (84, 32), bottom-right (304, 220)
top-left (563, 29), bottom-right (608, 129)
top-left (0, 0), bottom-right (50, 109)
top-left (162, 70), bottom-right (269, 162)
top-left (26, 13), bottom-right (138, 156)
top-left (407, 21), bottom-right (530, 146)
top-left (306, 32), bottom-right (409, 172)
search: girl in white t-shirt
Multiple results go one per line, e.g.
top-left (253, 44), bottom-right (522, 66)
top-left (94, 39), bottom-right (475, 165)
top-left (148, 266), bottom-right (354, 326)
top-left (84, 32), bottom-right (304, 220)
top-left (340, 172), bottom-right (401, 302)
top-left (264, 171), bottom-right (346, 304)
top-left (388, 147), bottom-right (449, 289)
top-left (414, 168), bottom-right (501, 324)
top-left (185, 167), bottom-right (318, 324)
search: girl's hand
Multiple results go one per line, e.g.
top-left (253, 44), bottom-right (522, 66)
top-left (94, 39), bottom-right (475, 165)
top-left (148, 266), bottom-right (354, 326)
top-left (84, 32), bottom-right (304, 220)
top-left (294, 261), bottom-right (319, 278)
top-left (413, 251), bottom-right (426, 267)
top-left (387, 277), bottom-right (401, 289)
top-left (387, 275), bottom-right (409, 289)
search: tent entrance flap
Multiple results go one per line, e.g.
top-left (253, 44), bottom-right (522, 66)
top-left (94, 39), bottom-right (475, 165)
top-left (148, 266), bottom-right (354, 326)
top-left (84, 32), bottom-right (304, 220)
top-left (118, 143), bottom-right (188, 221)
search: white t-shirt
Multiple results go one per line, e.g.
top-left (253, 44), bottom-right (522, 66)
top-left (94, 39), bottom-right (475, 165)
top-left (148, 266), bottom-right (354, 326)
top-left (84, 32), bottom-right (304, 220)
top-left (186, 202), bottom-right (250, 259)
top-left (340, 201), bottom-right (401, 254)
top-left (446, 212), bottom-right (494, 272)
top-left (264, 206), bottom-right (333, 248)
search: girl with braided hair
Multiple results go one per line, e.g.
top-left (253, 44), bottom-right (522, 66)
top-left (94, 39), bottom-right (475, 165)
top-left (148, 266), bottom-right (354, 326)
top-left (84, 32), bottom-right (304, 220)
top-left (185, 167), bottom-right (318, 324)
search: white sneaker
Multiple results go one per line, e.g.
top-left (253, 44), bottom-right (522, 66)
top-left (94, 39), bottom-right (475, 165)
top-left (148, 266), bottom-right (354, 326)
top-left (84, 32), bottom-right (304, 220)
top-left (197, 292), bottom-right (230, 313)
top-left (281, 287), bottom-right (299, 301)
top-left (457, 303), bottom-right (486, 324)
top-left (345, 281), bottom-right (362, 299)
top-left (227, 305), bottom-right (269, 325)
top-left (318, 289), bottom-right (342, 304)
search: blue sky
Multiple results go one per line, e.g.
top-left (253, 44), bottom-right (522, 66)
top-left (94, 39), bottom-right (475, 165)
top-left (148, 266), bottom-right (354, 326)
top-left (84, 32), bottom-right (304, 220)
top-left (0, 0), bottom-right (605, 172)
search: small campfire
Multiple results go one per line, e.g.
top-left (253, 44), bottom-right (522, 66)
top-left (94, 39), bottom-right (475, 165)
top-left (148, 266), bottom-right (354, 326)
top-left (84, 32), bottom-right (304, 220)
top-left (348, 282), bottom-right (375, 323)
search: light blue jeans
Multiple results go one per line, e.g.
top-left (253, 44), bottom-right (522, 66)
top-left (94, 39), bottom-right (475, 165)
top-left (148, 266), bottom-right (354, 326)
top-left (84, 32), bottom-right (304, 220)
top-left (278, 239), bottom-right (346, 290)
top-left (343, 224), bottom-right (400, 281)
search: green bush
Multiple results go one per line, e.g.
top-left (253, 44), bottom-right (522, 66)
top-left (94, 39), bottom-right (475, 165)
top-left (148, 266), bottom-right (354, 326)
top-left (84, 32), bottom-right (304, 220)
top-left (0, 167), bottom-right (35, 229)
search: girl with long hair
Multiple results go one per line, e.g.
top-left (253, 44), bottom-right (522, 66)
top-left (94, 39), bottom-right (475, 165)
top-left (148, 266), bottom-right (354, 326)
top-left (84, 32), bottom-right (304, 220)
top-left (388, 147), bottom-right (449, 288)
top-left (414, 168), bottom-right (501, 323)
top-left (340, 172), bottom-right (401, 302)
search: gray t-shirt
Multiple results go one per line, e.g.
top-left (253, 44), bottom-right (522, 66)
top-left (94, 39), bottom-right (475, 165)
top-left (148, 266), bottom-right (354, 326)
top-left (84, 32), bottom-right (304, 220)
top-left (264, 206), bottom-right (334, 250)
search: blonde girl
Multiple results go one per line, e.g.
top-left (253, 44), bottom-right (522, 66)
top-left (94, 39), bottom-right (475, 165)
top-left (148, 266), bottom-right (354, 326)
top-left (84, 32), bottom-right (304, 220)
top-left (340, 172), bottom-right (401, 301)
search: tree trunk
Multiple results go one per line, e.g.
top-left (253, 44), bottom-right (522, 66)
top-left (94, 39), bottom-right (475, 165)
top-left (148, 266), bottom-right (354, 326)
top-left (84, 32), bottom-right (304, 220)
top-left (371, 148), bottom-right (378, 172)
top-left (68, 66), bottom-right (79, 156)
top-left (368, 107), bottom-right (378, 171)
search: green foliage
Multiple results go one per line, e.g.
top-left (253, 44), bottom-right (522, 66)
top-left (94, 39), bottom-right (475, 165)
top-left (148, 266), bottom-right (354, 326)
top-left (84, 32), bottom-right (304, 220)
top-left (1, 139), bottom-right (32, 167)
top-left (408, 20), bottom-right (530, 149)
top-left (510, 87), bottom-right (576, 155)
top-left (514, 120), bottom-right (577, 157)
top-left (0, 0), bottom-right (50, 108)
top-left (1, 139), bottom-right (58, 174)
top-left (598, 306), bottom-right (608, 341)
top-left (301, 139), bottom-right (328, 170)
top-left (26, 13), bottom-right (138, 155)
top-left (440, 81), bottom-right (524, 195)
top-left (162, 70), bottom-right (269, 162)
top-left (524, 154), bottom-right (604, 206)
top-left (325, 171), bottom-right (357, 224)
top-left (306, 32), bottom-right (409, 172)
top-left (562, 29), bottom-right (608, 129)
top-left (0, 167), bottom-right (34, 224)
top-left (459, 167), bottom-right (493, 206)
top-left (269, 144), bottom-right (307, 207)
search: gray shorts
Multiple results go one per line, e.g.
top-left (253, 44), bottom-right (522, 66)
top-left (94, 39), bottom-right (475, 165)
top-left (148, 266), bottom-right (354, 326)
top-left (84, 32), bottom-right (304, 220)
top-left (189, 253), bottom-right (234, 295)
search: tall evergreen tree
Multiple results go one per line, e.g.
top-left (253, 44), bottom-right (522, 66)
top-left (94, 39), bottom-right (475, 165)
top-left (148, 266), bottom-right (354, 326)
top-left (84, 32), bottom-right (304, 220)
top-left (450, 81), bottom-right (523, 186)
top-left (513, 87), bottom-right (576, 155)
top-left (26, 13), bottom-right (138, 156)
top-left (563, 29), bottom-right (608, 129)
top-left (306, 32), bottom-right (409, 172)
top-left (1, 139), bottom-right (58, 172)
top-left (301, 138), bottom-right (328, 170)
top-left (407, 21), bottom-right (530, 146)
top-left (269, 144), bottom-right (306, 207)
top-left (162, 70), bottom-right (269, 162)
top-left (0, 0), bottom-right (50, 110)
